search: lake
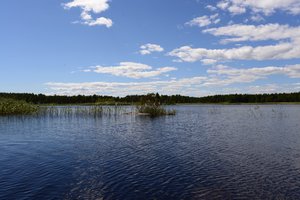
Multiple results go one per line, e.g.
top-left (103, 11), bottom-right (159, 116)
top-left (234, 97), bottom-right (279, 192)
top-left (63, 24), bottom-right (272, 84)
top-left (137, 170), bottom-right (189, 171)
top-left (1, 105), bottom-right (300, 199)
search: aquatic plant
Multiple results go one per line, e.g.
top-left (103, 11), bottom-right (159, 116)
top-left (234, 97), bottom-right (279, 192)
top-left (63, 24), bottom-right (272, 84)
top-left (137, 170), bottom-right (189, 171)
top-left (136, 93), bottom-right (176, 117)
top-left (137, 105), bottom-right (176, 117)
top-left (0, 94), bottom-right (176, 117)
top-left (0, 98), bottom-right (38, 115)
top-left (36, 105), bottom-right (128, 117)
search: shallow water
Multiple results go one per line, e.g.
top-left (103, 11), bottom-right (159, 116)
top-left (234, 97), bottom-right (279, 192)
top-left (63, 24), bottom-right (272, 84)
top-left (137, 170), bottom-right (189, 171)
top-left (1, 105), bottom-right (300, 199)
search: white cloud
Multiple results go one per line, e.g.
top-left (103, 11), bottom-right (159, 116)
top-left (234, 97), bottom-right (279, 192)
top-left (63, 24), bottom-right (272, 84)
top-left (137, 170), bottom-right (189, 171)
top-left (63, 0), bottom-right (112, 27)
top-left (227, 4), bottom-right (246, 15)
top-left (216, 0), bottom-right (300, 15)
top-left (206, 5), bottom-right (217, 11)
top-left (206, 64), bottom-right (300, 86)
top-left (211, 83), bottom-right (300, 95)
top-left (140, 44), bottom-right (164, 55)
top-left (83, 17), bottom-right (113, 27)
top-left (201, 59), bottom-right (218, 65)
top-left (246, 84), bottom-right (289, 94)
top-left (250, 15), bottom-right (264, 22)
top-left (217, 1), bottom-right (230, 10)
top-left (186, 14), bottom-right (220, 28)
top-left (64, 0), bottom-right (109, 13)
top-left (168, 41), bottom-right (300, 62)
top-left (47, 64), bottom-right (300, 96)
top-left (80, 11), bottom-right (92, 20)
top-left (46, 76), bottom-right (208, 97)
top-left (169, 24), bottom-right (300, 63)
top-left (203, 23), bottom-right (300, 43)
top-left (83, 62), bottom-right (177, 79)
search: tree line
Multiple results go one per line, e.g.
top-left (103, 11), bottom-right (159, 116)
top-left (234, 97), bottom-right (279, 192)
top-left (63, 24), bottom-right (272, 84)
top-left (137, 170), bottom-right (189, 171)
top-left (1, 92), bottom-right (300, 104)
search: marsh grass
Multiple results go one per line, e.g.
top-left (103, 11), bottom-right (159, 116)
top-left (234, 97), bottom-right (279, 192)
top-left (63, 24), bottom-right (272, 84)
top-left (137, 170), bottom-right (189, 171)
top-left (37, 105), bottom-right (127, 117)
top-left (0, 98), bottom-right (38, 116)
top-left (136, 93), bottom-right (176, 117)
top-left (137, 104), bottom-right (176, 117)
top-left (0, 98), bottom-right (131, 118)
top-left (0, 96), bottom-right (175, 118)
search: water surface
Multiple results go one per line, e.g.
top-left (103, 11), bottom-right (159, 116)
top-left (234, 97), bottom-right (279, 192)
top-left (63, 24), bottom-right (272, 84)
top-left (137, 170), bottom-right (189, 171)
top-left (1, 105), bottom-right (300, 199)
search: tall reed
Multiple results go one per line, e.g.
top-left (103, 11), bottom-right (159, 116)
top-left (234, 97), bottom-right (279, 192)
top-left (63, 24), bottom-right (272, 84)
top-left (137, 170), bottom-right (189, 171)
top-left (36, 105), bottom-right (127, 117)
top-left (0, 98), bottom-right (38, 115)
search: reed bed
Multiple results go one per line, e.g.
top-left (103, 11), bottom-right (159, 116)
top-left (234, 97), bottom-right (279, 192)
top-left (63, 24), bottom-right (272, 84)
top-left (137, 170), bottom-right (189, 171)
top-left (36, 105), bottom-right (129, 117)
top-left (0, 98), bottom-right (38, 115)
top-left (0, 97), bottom-right (175, 118)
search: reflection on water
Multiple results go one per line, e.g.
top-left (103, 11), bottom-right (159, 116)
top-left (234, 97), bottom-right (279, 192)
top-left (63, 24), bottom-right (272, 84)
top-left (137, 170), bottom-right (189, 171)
top-left (1, 105), bottom-right (300, 199)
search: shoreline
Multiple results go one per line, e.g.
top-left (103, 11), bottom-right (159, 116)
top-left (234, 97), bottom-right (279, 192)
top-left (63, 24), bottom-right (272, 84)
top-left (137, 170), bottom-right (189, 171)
top-left (35, 102), bottom-right (300, 106)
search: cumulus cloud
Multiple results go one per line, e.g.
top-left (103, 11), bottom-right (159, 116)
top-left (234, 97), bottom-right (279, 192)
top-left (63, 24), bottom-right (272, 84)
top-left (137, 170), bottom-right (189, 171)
top-left (140, 44), bottom-right (164, 55)
top-left (47, 64), bottom-right (300, 96)
top-left (250, 15), bottom-right (264, 22)
top-left (203, 23), bottom-right (300, 43)
top-left (64, 0), bottom-right (109, 13)
top-left (83, 62), bottom-right (177, 79)
top-left (186, 14), bottom-right (220, 27)
top-left (216, 0), bottom-right (300, 15)
top-left (227, 4), bottom-right (246, 15)
top-left (46, 76), bottom-right (207, 97)
top-left (206, 64), bottom-right (300, 86)
top-left (213, 83), bottom-right (300, 95)
top-left (246, 84), bottom-right (295, 94)
top-left (168, 23), bottom-right (300, 63)
top-left (83, 17), bottom-right (113, 27)
top-left (63, 0), bottom-right (112, 27)
top-left (206, 5), bottom-right (217, 11)
top-left (201, 59), bottom-right (218, 65)
top-left (168, 41), bottom-right (300, 63)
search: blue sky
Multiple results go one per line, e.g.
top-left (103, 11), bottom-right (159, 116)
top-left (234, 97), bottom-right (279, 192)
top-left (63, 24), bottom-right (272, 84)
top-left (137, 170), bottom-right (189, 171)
top-left (1, 0), bottom-right (300, 96)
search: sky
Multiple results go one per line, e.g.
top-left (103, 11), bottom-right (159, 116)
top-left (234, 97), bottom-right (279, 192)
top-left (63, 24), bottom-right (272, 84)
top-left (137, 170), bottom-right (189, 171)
top-left (1, 0), bottom-right (300, 97)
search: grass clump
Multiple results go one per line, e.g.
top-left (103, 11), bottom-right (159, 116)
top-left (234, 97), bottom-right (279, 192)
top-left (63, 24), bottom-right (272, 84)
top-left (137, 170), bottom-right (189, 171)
top-left (0, 98), bottom-right (38, 116)
top-left (137, 93), bottom-right (176, 117)
top-left (137, 105), bottom-right (176, 117)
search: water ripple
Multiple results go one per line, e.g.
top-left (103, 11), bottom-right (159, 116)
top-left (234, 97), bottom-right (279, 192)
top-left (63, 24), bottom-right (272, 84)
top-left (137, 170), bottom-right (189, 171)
top-left (1, 105), bottom-right (300, 199)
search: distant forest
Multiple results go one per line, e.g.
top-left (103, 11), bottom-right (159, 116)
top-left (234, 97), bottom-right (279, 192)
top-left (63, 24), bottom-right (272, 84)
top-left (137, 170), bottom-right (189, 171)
top-left (1, 92), bottom-right (300, 105)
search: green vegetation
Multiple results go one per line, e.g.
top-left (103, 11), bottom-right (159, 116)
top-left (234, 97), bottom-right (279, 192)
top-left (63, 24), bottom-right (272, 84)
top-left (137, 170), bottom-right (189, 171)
top-left (1, 92), bottom-right (300, 105)
top-left (136, 93), bottom-right (176, 117)
top-left (0, 93), bottom-right (177, 117)
top-left (0, 98), bottom-right (38, 116)
top-left (137, 105), bottom-right (176, 117)
top-left (95, 97), bottom-right (130, 105)
top-left (1, 91), bottom-right (299, 116)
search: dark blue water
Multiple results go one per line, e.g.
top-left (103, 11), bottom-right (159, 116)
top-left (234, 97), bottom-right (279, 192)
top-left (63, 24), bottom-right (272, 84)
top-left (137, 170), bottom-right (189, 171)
top-left (1, 105), bottom-right (300, 199)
